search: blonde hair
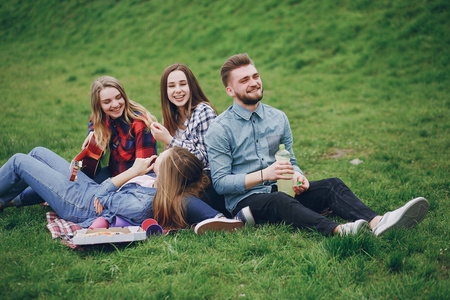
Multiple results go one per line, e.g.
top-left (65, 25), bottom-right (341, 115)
top-left (90, 76), bottom-right (157, 149)
top-left (160, 63), bottom-right (217, 148)
top-left (152, 146), bottom-right (209, 229)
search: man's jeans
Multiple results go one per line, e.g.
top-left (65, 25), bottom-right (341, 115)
top-left (233, 177), bottom-right (378, 234)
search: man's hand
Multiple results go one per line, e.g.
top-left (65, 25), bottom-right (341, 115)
top-left (262, 161), bottom-right (295, 181)
top-left (245, 161), bottom-right (303, 191)
top-left (292, 172), bottom-right (310, 195)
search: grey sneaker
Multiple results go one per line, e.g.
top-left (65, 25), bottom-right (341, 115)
top-left (234, 206), bottom-right (255, 226)
top-left (340, 219), bottom-right (370, 236)
top-left (194, 218), bottom-right (244, 235)
top-left (372, 197), bottom-right (429, 237)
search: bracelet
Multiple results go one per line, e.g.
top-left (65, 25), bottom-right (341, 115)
top-left (260, 169), bottom-right (264, 183)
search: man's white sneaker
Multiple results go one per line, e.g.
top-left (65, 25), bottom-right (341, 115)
top-left (194, 218), bottom-right (244, 235)
top-left (372, 197), bottom-right (429, 237)
top-left (234, 206), bottom-right (255, 226)
top-left (339, 219), bottom-right (370, 236)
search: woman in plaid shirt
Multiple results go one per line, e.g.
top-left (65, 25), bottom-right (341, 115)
top-left (150, 64), bottom-right (230, 216)
top-left (86, 76), bottom-right (158, 182)
top-left (150, 63), bottom-right (217, 169)
top-left (7, 76), bottom-right (159, 209)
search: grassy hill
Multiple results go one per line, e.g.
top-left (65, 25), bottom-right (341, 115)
top-left (1, 0), bottom-right (449, 298)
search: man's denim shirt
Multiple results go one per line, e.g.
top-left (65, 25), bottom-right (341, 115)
top-left (205, 101), bottom-right (302, 213)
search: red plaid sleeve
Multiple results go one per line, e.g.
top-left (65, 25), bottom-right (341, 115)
top-left (133, 119), bottom-right (156, 159)
top-left (109, 118), bottom-right (157, 176)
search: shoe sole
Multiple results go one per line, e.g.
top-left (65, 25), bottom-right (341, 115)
top-left (374, 197), bottom-right (429, 237)
top-left (195, 219), bottom-right (244, 235)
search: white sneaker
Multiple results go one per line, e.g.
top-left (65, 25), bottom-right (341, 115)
top-left (340, 219), bottom-right (370, 236)
top-left (234, 206), bottom-right (255, 226)
top-left (194, 218), bottom-right (244, 235)
top-left (372, 197), bottom-right (429, 237)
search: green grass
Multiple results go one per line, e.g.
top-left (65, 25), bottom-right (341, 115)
top-left (1, 0), bottom-right (449, 298)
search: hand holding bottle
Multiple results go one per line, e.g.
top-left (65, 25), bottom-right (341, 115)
top-left (262, 160), bottom-right (295, 181)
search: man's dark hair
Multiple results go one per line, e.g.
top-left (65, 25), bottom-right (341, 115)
top-left (220, 53), bottom-right (255, 87)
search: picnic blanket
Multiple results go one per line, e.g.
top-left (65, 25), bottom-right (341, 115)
top-left (46, 211), bottom-right (172, 249)
top-left (46, 211), bottom-right (82, 249)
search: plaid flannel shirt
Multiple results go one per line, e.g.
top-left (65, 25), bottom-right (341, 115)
top-left (89, 113), bottom-right (157, 176)
top-left (168, 103), bottom-right (217, 169)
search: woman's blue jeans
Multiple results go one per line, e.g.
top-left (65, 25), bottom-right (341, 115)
top-left (0, 147), bottom-right (221, 226)
top-left (0, 147), bottom-right (99, 223)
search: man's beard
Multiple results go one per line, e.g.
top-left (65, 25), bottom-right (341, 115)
top-left (235, 88), bottom-right (263, 105)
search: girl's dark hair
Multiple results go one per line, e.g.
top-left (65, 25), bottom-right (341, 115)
top-left (160, 63), bottom-right (217, 146)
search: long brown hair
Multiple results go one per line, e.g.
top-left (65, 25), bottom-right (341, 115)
top-left (152, 146), bottom-right (209, 229)
top-left (90, 76), bottom-right (157, 149)
top-left (160, 64), bottom-right (217, 145)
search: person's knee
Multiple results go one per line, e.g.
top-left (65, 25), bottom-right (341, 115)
top-left (12, 153), bottom-right (27, 160)
top-left (326, 177), bottom-right (345, 187)
top-left (10, 153), bottom-right (28, 168)
top-left (29, 146), bottom-right (47, 157)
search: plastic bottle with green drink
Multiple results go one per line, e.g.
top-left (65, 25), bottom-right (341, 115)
top-left (275, 144), bottom-right (295, 197)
